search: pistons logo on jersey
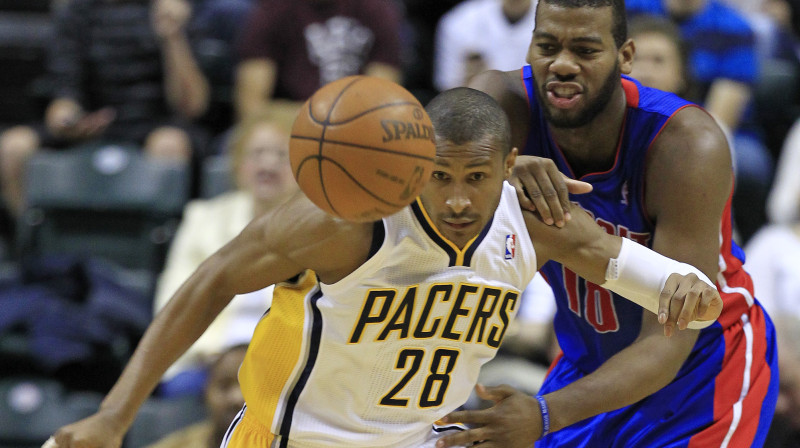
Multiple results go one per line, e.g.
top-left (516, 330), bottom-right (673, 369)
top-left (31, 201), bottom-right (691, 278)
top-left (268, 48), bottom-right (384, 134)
top-left (505, 234), bottom-right (516, 260)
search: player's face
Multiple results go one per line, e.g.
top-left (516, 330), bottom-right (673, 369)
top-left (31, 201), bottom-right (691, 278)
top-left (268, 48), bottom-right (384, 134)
top-left (528, 3), bottom-right (633, 128)
top-left (419, 139), bottom-right (516, 249)
top-left (236, 123), bottom-right (296, 202)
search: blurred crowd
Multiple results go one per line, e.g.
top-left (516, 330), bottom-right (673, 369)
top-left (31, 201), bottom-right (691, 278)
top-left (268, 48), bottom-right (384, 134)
top-left (0, 0), bottom-right (799, 446)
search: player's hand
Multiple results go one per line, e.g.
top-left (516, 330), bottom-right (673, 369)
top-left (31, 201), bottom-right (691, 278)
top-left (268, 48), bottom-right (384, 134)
top-left (658, 273), bottom-right (723, 337)
top-left (511, 155), bottom-right (592, 227)
top-left (435, 384), bottom-right (542, 448)
top-left (46, 412), bottom-right (126, 448)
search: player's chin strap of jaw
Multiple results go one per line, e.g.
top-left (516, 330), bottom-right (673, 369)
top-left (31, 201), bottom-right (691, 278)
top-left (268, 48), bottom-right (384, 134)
top-left (601, 238), bottom-right (716, 330)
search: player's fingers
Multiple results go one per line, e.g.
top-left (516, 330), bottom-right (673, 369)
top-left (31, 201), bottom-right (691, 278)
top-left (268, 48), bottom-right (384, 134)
top-left (697, 287), bottom-right (723, 321)
top-left (474, 383), bottom-right (515, 403)
top-left (563, 175), bottom-right (593, 195)
top-left (435, 427), bottom-right (490, 448)
top-left (666, 275), bottom-right (694, 331)
top-left (522, 169), bottom-right (557, 226)
top-left (677, 280), bottom-right (704, 330)
top-left (536, 164), bottom-right (567, 227)
top-left (658, 274), bottom-right (679, 325)
top-left (42, 436), bottom-right (57, 448)
top-left (509, 175), bottom-right (535, 212)
top-left (440, 408), bottom-right (492, 426)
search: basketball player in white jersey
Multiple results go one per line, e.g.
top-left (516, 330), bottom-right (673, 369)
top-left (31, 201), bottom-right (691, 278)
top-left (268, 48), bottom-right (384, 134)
top-left (47, 87), bottom-right (721, 448)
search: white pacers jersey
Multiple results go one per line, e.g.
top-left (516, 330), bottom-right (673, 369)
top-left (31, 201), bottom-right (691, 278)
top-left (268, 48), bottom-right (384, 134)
top-left (237, 182), bottom-right (537, 448)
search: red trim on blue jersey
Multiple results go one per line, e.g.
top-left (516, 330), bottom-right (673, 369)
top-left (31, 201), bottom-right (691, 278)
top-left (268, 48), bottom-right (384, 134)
top-left (687, 306), bottom-right (773, 447)
top-left (621, 78), bottom-right (639, 107)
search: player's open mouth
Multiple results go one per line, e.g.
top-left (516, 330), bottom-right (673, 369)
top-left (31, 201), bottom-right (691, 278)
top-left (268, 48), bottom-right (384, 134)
top-left (546, 83), bottom-right (583, 109)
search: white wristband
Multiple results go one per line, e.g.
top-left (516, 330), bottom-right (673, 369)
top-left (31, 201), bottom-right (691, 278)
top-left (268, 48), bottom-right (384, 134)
top-left (601, 238), bottom-right (716, 329)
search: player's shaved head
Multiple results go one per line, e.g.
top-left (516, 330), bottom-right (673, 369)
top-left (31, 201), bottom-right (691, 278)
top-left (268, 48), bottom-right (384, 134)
top-left (425, 87), bottom-right (512, 156)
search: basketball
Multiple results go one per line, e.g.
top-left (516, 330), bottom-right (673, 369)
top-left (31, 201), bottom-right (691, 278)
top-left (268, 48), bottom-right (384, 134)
top-left (289, 76), bottom-right (436, 222)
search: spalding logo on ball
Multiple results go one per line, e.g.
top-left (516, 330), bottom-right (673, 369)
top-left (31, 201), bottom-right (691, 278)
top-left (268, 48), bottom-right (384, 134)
top-left (289, 76), bottom-right (436, 222)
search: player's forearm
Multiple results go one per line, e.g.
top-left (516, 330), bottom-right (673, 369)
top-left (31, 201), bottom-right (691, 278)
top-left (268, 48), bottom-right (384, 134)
top-left (544, 320), bottom-right (697, 432)
top-left (96, 262), bottom-right (233, 429)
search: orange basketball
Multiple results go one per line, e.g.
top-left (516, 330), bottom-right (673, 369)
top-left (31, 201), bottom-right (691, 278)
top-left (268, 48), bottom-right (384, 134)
top-left (289, 76), bottom-right (436, 222)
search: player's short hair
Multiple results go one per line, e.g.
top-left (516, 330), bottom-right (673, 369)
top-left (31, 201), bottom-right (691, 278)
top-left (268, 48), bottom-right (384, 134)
top-left (538, 0), bottom-right (628, 48)
top-left (425, 87), bottom-right (512, 156)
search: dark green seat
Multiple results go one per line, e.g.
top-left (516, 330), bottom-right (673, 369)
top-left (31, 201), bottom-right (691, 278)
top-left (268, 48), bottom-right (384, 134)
top-left (17, 143), bottom-right (190, 276)
top-left (0, 377), bottom-right (102, 448)
top-left (201, 154), bottom-right (234, 198)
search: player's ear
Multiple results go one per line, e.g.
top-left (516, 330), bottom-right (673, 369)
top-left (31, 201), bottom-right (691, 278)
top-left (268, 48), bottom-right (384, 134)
top-left (619, 38), bottom-right (635, 75)
top-left (504, 148), bottom-right (518, 179)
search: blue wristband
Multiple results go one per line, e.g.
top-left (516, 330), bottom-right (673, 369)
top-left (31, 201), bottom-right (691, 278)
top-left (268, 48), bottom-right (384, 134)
top-left (536, 394), bottom-right (550, 438)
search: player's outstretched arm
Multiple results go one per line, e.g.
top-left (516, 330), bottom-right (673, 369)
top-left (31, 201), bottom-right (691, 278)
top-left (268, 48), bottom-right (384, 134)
top-left (528, 204), bottom-right (722, 330)
top-left (47, 193), bottom-right (373, 448)
top-left (434, 204), bottom-right (723, 448)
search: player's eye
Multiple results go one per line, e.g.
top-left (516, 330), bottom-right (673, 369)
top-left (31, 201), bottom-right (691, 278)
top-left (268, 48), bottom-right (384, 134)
top-left (536, 43), bottom-right (557, 53)
top-left (575, 47), bottom-right (599, 56)
top-left (432, 171), bottom-right (450, 181)
top-left (468, 172), bottom-right (486, 182)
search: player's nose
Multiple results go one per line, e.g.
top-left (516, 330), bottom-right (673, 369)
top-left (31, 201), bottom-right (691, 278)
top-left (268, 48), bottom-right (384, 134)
top-left (550, 51), bottom-right (580, 76)
top-left (445, 187), bottom-right (471, 214)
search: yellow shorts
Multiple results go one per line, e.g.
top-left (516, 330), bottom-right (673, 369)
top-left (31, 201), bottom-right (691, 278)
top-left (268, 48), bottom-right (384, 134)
top-left (221, 406), bottom-right (275, 448)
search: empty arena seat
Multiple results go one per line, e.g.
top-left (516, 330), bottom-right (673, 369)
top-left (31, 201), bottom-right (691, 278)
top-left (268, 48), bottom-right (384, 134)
top-left (0, 377), bottom-right (102, 448)
top-left (17, 143), bottom-right (191, 275)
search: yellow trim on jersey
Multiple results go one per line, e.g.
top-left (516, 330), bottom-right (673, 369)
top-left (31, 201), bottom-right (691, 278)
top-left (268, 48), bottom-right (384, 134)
top-left (238, 270), bottom-right (318, 434)
top-left (414, 197), bottom-right (481, 265)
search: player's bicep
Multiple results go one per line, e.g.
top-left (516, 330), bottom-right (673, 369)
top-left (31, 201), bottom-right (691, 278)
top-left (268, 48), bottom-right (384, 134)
top-left (210, 215), bottom-right (304, 297)
top-left (647, 107), bottom-right (732, 277)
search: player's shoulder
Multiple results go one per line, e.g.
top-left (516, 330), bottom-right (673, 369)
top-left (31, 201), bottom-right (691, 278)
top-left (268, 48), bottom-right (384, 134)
top-left (648, 106), bottom-right (732, 179)
top-left (256, 191), bottom-right (372, 240)
top-left (251, 191), bottom-right (376, 276)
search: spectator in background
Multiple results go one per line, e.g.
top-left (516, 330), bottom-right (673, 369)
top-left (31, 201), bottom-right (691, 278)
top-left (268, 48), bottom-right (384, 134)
top-left (744, 219), bottom-right (800, 447)
top-left (627, 15), bottom-right (695, 100)
top-left (0, 0), bottom-right (210, 218)
top-left (626, 0), bottom-right (773, 244)
top-left (433, 0), bottom-right (537, 92)
top-left (145, 344), bottom-right (248, 448)
top-left (154, 114), bottom-right (296, 396)
top-left (233, 0), bottom-right (403, 123)
top-left (190, 0), bottom-right (257, 136)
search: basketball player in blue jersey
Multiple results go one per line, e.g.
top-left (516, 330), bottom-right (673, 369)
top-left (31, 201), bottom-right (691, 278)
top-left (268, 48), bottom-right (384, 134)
top-left (437, 0), bottom-right (779, 447)
top-left (47, 88), bottom-right (721, 448)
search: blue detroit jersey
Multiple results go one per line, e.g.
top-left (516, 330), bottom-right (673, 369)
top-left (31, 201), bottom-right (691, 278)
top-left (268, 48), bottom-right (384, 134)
top-left (522, 67), bottom-right (697, 372)
top-left (520, 66), bottom-right (778, 448)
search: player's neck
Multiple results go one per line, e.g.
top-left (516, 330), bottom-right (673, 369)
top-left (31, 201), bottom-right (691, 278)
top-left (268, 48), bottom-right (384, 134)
top-left (547, 94), bottom-right (627, 177)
